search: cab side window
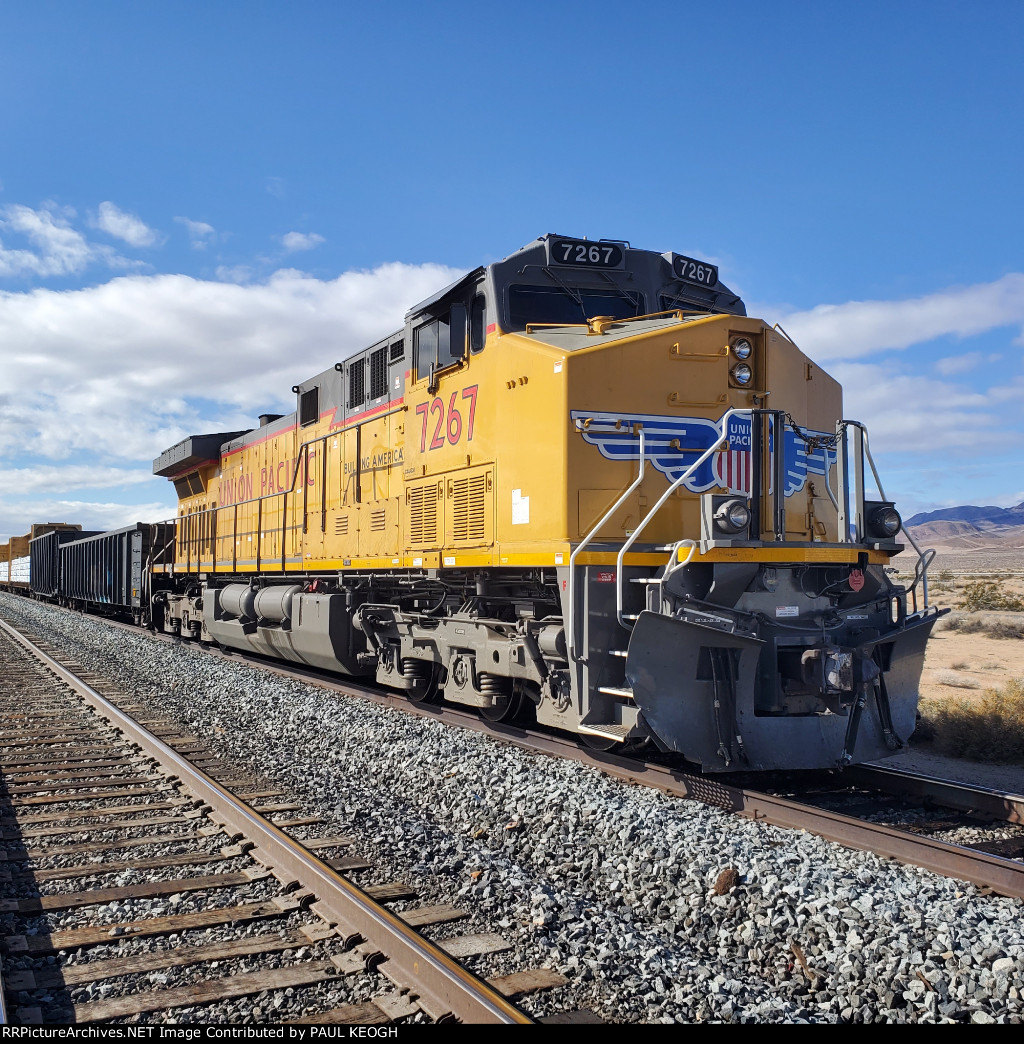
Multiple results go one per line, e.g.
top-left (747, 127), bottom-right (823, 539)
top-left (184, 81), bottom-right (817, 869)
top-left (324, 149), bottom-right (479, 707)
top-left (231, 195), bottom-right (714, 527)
top-left (413, 303), bottom-right (467, 380)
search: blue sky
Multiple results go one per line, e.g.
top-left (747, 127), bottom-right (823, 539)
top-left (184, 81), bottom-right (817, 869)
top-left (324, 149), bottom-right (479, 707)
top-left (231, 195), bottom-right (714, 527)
top-left (1, 0), bottom-right (1023, 538)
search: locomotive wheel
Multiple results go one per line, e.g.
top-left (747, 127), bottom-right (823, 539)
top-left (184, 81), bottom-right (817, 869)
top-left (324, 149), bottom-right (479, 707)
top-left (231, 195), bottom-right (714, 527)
top-left (404, 662), bottom-right (443, 705)
top-left (406, 683), bottom-right (442, 706)
top-left (579, 732), bottom-right (622, 752)
top-left (479, 684), bottom-right (528, 724)
top-left (478, 677), bottom-right (537, 725)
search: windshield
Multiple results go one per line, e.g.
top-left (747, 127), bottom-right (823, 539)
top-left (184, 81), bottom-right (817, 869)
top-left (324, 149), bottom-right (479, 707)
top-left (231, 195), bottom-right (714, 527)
top-left (508, 285), bottom-right (645, 329)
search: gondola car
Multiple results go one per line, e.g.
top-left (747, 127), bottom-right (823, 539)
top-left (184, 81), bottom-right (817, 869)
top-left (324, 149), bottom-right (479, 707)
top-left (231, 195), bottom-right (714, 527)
top-left (2, 524), bottom-right (83, 592)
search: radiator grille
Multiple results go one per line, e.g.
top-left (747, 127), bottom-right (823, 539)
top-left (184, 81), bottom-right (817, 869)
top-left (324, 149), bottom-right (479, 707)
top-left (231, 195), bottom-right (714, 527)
top-left (451, 474), bottom-right (487, 543)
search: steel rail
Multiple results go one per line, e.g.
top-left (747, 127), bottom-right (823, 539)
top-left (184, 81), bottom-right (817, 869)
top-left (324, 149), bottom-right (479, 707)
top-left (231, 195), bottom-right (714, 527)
top-left (0, 617), bottom-right (533, 1025)
top-left (488, 733), bottom-right (1024, 899)
top-left (847, 764), bottom-right (1024, 826)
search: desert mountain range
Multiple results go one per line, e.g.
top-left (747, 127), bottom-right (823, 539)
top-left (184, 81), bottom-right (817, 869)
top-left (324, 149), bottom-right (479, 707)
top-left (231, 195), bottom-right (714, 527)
top-left (904, 501), bottom-right (1024, 551)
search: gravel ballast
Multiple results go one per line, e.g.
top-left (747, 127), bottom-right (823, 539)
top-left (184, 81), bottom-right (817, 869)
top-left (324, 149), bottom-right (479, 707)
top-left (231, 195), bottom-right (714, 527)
top-left (1, 592), bottom-right (1022, 1025)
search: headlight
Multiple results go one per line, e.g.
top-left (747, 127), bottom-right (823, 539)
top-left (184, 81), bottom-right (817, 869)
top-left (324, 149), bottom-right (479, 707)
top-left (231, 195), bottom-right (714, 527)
top-left (871, 505), bottom-right (902, 537)
top-left (731, 362), bottom-right (753, 385)
top-left (715, 498), bottom-right (751, 534)
top-left (732, 337), bottom-right (752, 359)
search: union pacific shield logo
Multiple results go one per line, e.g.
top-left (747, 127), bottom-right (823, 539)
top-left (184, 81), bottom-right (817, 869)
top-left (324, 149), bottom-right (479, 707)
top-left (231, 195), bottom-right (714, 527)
top-left (570, 410), bottom-right (835, 497)
top-left (718, 414), bottom-right (756, 495)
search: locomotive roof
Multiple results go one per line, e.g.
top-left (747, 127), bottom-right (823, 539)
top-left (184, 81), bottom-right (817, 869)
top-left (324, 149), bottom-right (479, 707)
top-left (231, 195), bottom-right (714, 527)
top-left (406, 235), bottom-right (745, 325)
top-left (406, 266), bottom-right (485, 321)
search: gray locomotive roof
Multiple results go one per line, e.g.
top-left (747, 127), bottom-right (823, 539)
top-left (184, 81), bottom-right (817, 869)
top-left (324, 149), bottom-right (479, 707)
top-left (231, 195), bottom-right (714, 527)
top-left (153, 431), bottom-right (246, 476)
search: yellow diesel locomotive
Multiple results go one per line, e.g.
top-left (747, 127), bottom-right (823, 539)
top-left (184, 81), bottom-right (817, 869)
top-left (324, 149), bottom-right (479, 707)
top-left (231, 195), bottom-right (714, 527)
top-left (152, 234), bottom-right (939, 772)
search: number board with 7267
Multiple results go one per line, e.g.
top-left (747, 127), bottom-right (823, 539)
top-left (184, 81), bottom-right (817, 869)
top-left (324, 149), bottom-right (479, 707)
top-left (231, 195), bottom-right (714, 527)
top-left (547, 237), bottom-right (626, 270)
top-left (671, 254), bottom-right (719, 288)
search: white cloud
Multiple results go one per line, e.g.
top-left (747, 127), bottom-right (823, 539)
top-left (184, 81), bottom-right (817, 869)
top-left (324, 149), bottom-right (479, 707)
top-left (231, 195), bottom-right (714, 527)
top-left (831, 360), bottom-right (998, 455)
top-left (778, 273), bottom-right (1024, 359)
top-left (91, 201), bottom-right (159, 248)
top-left (175, 216), bottom-right (216, 249)
top-left (0, 500), bottom-right (177, 544)
top-left (989, 491), bottom-right (1024, 507)
top-left (0, 261), bottom-right (463, 464)
top-left (280, 231), bottom-right (325, 253)
top-left (0, 202), bottom-right (135, 277)
top-left (934, 352), bottom-right (984, 376)
top-left (2, 465), bottom-right (157, 494)
top-left (216, 264), bottom-right (253, 284)
top-left (933, 351), bottom-right (1003, 376)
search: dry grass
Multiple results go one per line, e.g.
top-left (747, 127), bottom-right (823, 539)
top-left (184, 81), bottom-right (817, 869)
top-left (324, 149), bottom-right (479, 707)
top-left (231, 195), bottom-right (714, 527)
top-left (935, 614), bottom-right (1024, 639)
top-left (918, 679), bottom-right (1024, 763)
top-left (933, 670), bottom-right (980, 689)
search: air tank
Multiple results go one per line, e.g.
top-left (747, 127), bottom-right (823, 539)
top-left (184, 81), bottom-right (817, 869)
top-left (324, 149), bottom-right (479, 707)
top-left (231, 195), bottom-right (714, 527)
top-left (219, 584), bottom-right (256, 620)
top-left (253, 584), bottom-right (303, 623)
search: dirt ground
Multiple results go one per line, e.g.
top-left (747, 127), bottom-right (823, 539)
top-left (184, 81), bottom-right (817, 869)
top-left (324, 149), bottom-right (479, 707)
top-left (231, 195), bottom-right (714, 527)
top-left (877, 556), bottom-right (1024, 792)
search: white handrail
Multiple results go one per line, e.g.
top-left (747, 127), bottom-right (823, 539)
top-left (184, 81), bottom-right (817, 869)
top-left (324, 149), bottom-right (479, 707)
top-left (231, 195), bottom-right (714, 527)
top-left (566, 426), bottom-right (646, 662)
top-left (615, 407), bottom-right (750, 628)
top-left (853, 421), bottom-right (932, 609)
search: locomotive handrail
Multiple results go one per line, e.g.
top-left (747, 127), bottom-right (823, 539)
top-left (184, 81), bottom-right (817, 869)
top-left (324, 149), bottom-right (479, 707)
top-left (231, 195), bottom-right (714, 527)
top-left (849, 420), bottom-right (932, 610)
top-left (615, 407), bottom-right (751, 629)
top-left (566, 426), bottom-right (646, 663)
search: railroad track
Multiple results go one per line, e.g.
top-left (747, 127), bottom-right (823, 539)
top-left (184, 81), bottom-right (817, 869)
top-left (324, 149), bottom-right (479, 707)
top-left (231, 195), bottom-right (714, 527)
top-left (157, 638), bottom-right (1024, 901)
top-left (182, 636), bottom-right (1024, 901)
top-left (0, 617), bottom-right (580, 1025)
top-left (2, 597), bottom-right (1023, 1025)
top-left (12, 601), bottom-right (1024, 903)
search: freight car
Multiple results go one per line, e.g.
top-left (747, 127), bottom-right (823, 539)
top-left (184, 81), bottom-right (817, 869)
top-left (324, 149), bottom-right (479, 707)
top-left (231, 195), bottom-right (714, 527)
top-left (51, 523), bottom-right (175, 620)
top-left (29, 527), bottom-right (101, 598)
top-left (142, 234), bottom-right (940, 772)
top-left (1, 524), bottom-right (84, 592)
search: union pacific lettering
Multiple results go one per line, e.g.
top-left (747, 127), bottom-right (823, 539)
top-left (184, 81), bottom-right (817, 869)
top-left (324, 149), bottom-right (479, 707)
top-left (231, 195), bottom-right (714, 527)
top-left (219, 448), bottom-right (316, 506)
top-left (219, 472), bottom-right (254, 507)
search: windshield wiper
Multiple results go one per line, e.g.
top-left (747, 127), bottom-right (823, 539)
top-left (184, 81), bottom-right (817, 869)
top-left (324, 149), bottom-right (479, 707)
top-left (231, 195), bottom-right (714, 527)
top-left (594, 270), bottom-right (642, 316)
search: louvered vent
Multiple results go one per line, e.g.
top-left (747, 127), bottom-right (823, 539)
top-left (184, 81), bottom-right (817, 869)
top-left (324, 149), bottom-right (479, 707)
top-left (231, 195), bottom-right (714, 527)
top-left (451, 474), bottom-right (487, 543)
top-left (370, 346), bottom-right (388, 400)
top-left (348, 360), bottom-right (365, 409)
top-left (370, 509), bottom-right (386, 532)
top-left (408, 485), bottom-right (438, 546)
top-left (334, 516), bottom-right (349, 536)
